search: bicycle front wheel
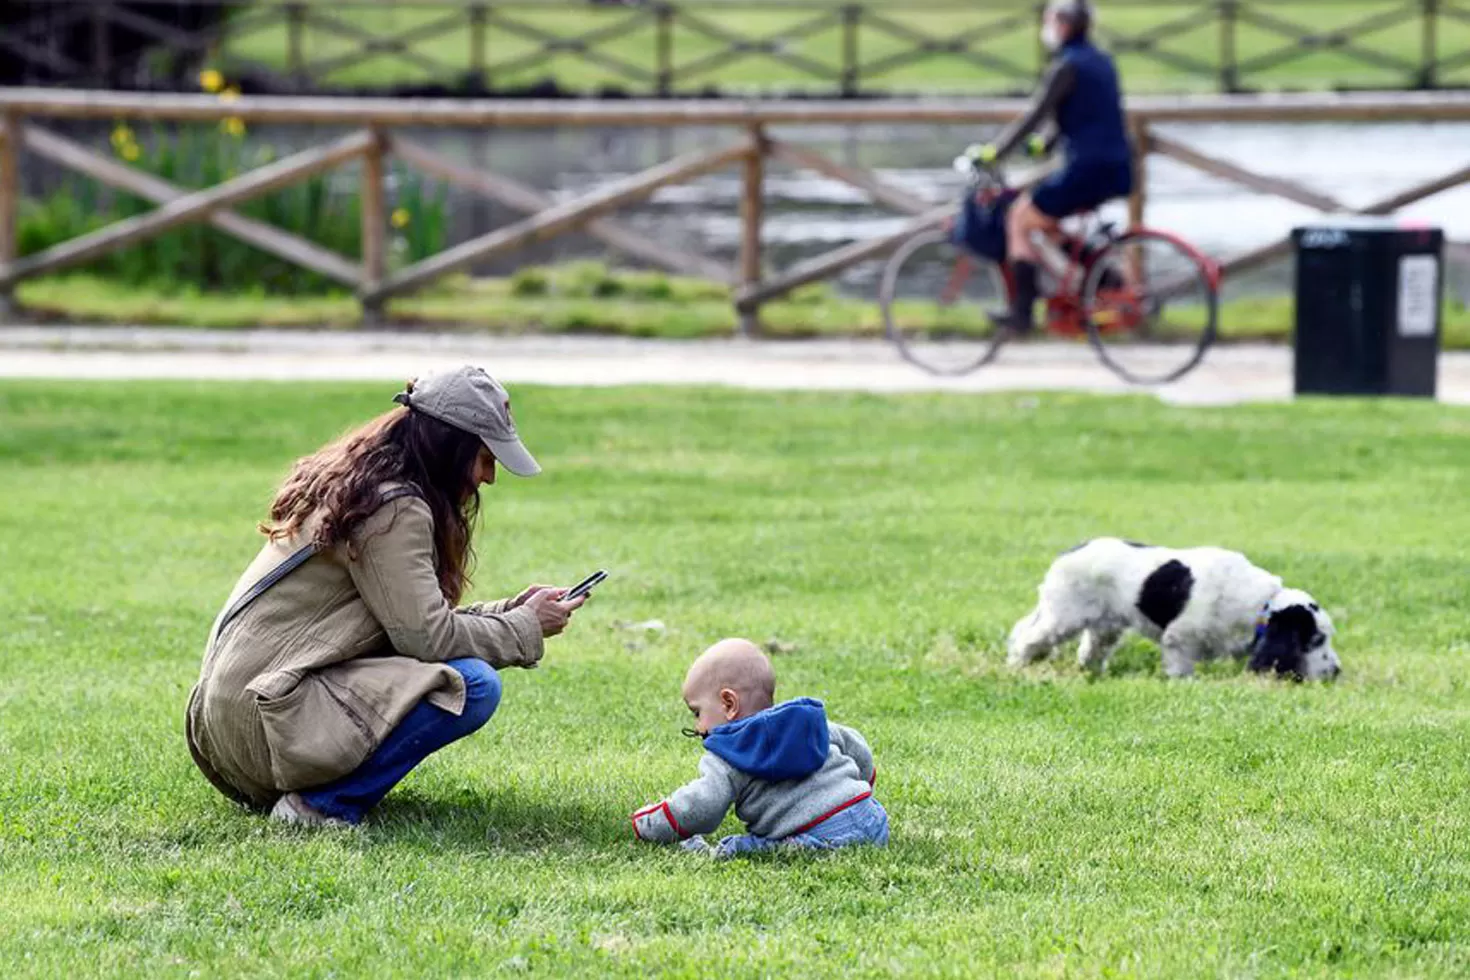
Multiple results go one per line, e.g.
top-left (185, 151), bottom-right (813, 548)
top-left (1083, 230), bottom-right (1219, 385)
top-left (881, 229), bottom-right (1010, 377)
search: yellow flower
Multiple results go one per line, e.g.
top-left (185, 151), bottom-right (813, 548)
top-left (199, 69), bottom-right (224, 93)
top-left (390, 208), bottom-right (411, 229)
top-left (219, 86), bottom-right (241, 104)
top-left (221, 117), bottom-right (246, 138)
top-left (110, 124), bottom-right (133, 149)
top-left (120, 143), bottom-right (141, 162)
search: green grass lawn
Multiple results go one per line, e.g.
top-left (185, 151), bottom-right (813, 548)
top-left (16, 270), bottom-right (1470, 349)
top-left (218, 1), bottom-right (1470, 94)
top-left (3, 382), bottom-right (1470, 976)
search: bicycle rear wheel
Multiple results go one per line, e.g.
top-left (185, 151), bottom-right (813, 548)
top-left (881, 229), bottom-right (1010, 376)
top-left (1083, 230), bottom-right (1218, 385)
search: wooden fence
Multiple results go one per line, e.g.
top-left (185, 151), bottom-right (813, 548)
top-left (6, 0), bottom-right (1470, 96)
top-left (1, 88), bottom-right (1469, 329)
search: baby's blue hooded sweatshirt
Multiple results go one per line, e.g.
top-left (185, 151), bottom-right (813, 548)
top-left (633, 698), bottom-right (877, 842)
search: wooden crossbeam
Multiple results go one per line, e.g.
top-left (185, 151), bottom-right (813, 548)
top-left (1147, 133), bottom-right (1348, 213)
top-left (765, 139), bottom-right (931, 216)
top-left (0, 32), bottom-right (86, 79)
top-left (735, 160), bottom-right (1054, 312)
top-left (300, 9), bottom-right (466, 82)
top-left (856, 8), bottom-right (1034, 83)
top-left (366, 138), bottom-right (756, 303)
top-left (106, 5), bottom-right (221, 55)
top-left (0, 130), bottom-right (373, 287)
top-left (14, 91), bottom-right (1470, 128)
top-left (737, 205), bottom-right (952, 312)
top-left (671, 7), bottom-right (844, 86)
top-left (106, 5), bottom-right (286, 85)
top-left (18, 124), bottom-right (363, 288)
top-left (1148, 130), bottom-right (1470, 280)
top-left (1234, 2), bottom-right (1421, 78)
top-left (207, 4), bottom-right (289, 45)
top-left (485, 7), bottom-right (656, 85)
top-left (10, 1), bottom-right (94, 66)
top-left (1367, 163), bottom-right (1470, 214)
top-left (1220, 162), bottom-right (1470, 277)
top-left (388, 135), bottom-right (733, 284)
top-left (1093, 4), bottom-right (1221, 80)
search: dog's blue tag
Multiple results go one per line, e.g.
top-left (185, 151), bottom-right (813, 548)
top-left (1252, 603), bottom-right (1272, 647)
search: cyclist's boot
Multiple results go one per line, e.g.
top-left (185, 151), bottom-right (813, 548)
top-left (988, 260), bottom-right (1039, 335)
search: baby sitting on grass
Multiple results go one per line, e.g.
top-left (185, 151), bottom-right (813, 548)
top-left (632, 638), bottom-right (887, 859)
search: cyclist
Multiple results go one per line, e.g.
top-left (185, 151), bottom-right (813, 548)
top-left (967, 0), bottom-right (1134, 334)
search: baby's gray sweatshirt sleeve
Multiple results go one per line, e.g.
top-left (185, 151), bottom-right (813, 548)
top-left (829, 723), bottom-right (877, 785)
top-left (632, 753), bottom-right (737, 843)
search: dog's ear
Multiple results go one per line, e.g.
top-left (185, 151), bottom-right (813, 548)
top-left (1249, 605), bottom-right (1317, 679)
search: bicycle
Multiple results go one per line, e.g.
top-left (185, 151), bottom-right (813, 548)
top-left (879, 158), bottom-right (1222, 385)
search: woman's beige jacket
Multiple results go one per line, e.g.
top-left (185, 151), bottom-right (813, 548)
top-left (186, 491), bottom-right (542, 808)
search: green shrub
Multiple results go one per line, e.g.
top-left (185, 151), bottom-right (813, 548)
top-left (560, 260), bottom-right (624, 298)
top-left (619, 270), bottom-right (675, 301)
top-left (510, 267), bottom-right (550, 297)
top-left (17, 122), bottom-right (448, 296)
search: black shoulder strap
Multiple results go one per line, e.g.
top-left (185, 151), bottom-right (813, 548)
top-left (210, 485), bottom-right (421, 643)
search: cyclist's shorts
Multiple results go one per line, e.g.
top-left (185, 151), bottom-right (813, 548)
top-left (1032, 159), bottom-right (1134, 219)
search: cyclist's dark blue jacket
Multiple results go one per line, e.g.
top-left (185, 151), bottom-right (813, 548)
top-left (993, 36), bottom-right (1132, 167)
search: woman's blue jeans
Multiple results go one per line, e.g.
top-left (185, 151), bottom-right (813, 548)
top-left (300, 658), bottom-right (501, 824)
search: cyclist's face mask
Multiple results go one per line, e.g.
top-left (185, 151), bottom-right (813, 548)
top-left (1041, 13), bottom-right (1064, 50)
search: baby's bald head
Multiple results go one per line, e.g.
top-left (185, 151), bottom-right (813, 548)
top-left (682, 638), bottom-right (776, 732)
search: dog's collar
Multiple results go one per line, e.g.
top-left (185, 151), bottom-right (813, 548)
top-left (1253, 595), bottom-right (1280, 647)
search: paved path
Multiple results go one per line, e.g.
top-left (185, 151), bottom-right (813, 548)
top-left (3, 326), bottom-right (1469, 406)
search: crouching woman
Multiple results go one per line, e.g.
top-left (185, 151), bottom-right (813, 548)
top-left (186, 366), bottom-right (583, 827)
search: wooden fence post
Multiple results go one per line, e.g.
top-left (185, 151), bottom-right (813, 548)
top-left (91, 2), bottom-right (113, 88)
top-left (287, 3), bottom-right (307, 90)
top-left (841, 5), bottom-right (861, 97)
top-left (1127, 116), bottom-right (1151, 302)
top-left (0, 112), bottom-right (19, 319)
top-left (656, 4), bottom-right (675, 97)
top-left (1422, 0), bottom-right (1439, 89)
top-left (469, 4), bottom-right (488, 93)
top-left (738, 125), bottom-right (767, 337)
top-left (361, 127), bottom-right (387, 324)
top-left (1220, 0), bottom-right (1239, 93)
top-left (1129, 117), bottom-right (1150, 231)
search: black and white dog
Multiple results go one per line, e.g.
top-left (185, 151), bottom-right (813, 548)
top-left (1007, 538), bottom-right (1341, 680)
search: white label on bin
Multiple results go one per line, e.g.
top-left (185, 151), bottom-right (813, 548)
top-left (1398, 255), bottom-right (1438, 338)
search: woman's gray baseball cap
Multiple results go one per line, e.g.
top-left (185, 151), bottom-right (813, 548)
top-left (393, 366), bottom-right (541, 477)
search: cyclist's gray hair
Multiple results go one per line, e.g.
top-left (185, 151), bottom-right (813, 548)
top-left (1046, 0), bottom-right (1094, 32)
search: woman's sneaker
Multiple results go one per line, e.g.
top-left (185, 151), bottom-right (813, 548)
top-left (270, 792), bottom-right (351, 829)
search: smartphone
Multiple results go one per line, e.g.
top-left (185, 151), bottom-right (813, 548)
top-left (563, 570), bottom-right (608, 602)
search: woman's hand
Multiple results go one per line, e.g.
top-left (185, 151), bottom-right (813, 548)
top-left (509, 584), bottom-right (557, 609)
top-left (524, 588), bottom-right (586, 638)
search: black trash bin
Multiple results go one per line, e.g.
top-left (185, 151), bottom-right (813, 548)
top-left (1292, 219), bottom-right (1443, 398)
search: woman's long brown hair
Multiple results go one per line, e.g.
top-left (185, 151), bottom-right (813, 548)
top-left (260, 391), bottom-right (483, 604)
